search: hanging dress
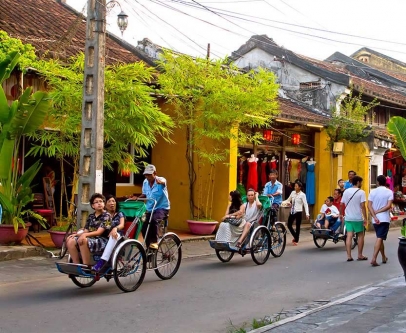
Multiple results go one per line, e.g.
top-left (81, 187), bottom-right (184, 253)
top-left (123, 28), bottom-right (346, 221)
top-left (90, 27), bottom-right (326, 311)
top-left (270, 159), bottom-right (277, 170)
top-left (247, 160), bottom-right (258, 191)
top-left (306, 163), bottom-right (316, 205)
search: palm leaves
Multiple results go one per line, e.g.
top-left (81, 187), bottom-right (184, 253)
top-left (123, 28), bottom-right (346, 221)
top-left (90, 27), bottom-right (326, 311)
top-left (0, 52), bottom-right (50, 231)
top-left (387, 116), bottom-right (406, 161)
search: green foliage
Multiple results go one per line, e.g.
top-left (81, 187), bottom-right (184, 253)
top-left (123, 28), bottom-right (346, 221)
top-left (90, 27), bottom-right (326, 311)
top-left (227, 314), bottom-right (281, 333)
top-left (157, 52), bottom-right (279, 218)
top-left (0, 31), bottom-right (37, 69)
top-left (326, 90), bottom-right (378, 150)
top-left (0, 52), bottom-right (49, 232)
top-left (387, 116), bottom-right (406, 162)
top-left (27, 52), bottom-right (174, 178)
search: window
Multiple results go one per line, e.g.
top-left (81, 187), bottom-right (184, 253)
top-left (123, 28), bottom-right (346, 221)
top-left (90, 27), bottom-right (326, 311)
top-left (299, 81), bottom-right (321, 91)
top-left (370, 165), bottom-right (378, 189)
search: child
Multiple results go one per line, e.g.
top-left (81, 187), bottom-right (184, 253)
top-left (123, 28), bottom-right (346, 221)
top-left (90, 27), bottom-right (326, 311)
top-left (92, 195), bottom-right (125, 273)
top-left (66, 193), bottom-right (111, 266)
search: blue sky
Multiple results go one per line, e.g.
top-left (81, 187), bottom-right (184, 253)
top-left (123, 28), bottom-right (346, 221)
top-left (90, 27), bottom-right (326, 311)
top-left (67, 0), bottom-right (406, 63)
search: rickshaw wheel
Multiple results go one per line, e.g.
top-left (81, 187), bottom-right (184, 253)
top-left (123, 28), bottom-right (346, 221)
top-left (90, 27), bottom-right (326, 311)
top-left (68, 258), bottom-right (97, 288)
top-left (313, 235), bottom-right (327, 248)
top-left (343, 232), bottom-right (358, 250)
top-left (154, 234), bottom-right (182, 280)
top-left (113, 240), bottom-right (147, 293)
top-left (270, 223), bottom-right (286, 257)
top-left (250, 227), bottom-right (271, 265)
top-left (215, 250), bottom-right (234, 262)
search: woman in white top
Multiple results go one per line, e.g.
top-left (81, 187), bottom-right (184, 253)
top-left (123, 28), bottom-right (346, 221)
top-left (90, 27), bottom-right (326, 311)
top-left (283, 181), bottom-right (309, 245)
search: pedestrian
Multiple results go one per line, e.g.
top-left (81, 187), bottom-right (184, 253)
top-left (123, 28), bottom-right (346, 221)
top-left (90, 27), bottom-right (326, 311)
top-left (368, 175), bottom-right (393, 267)
top-left (338, 179), bottom-right (345, 193)
top-left (283, 180), bottom-right (309, 246)
top-left (343, 171), bottom-right (356, 190)
top-left (340, 175), bottom-right (368, 262)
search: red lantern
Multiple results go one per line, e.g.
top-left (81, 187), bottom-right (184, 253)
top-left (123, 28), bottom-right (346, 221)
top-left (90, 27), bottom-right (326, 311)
top-left (263, 129), bottom-right (273, 141)
top-left (291, 133), bottom-right (300, 145)
top-left (121, 169), bottom-right (131, 177)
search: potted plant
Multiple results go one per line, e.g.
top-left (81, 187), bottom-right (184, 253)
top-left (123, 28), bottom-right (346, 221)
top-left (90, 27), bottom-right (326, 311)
top-left (387, 116), bottom-right (406, 280)
top-left (48, 218), bottom-right (73, 248)
top-left (0, 51), bottom-right (50, 244)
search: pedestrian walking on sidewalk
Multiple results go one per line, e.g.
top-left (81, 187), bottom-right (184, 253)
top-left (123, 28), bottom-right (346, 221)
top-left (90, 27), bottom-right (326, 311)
top-left (283, 181), bottom-right (309, 245)
top-left (340, 176), bottom-right (368, 262)
top-left (368, 175), bottom-right (393, 267)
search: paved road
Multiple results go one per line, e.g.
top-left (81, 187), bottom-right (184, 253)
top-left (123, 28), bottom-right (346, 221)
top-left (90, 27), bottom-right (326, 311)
top-left (0, 230), bottom-right (403, 333)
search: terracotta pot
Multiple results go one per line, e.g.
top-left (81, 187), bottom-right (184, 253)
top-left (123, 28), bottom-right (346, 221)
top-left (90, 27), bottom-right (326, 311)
top-left (48, 230), bottom-right (66, 248)
top-left (0, 223), bottom-right (31, 245)
top-left (398, 237), bottom-right (406, 282)
top-left (187, 220), bottom-right (218, 235)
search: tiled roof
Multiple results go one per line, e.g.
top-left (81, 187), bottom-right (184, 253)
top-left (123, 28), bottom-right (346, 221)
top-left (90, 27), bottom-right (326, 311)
top-left (296, 54), bottom-right (350, 76)
top-left (350, 76), bottom-right (406, 106)
top-left (0, 0), bottom-right (151, 65)
top-left (278, 98), bottom-right (330, 125)
top-left (373, 127), bottom-right (392, 140)
top-left (379, 70), bottom-right (406, 83)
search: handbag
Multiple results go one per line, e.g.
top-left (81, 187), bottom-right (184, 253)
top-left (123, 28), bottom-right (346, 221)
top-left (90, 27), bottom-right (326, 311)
top-left (224, 217), bottom-right (243, 226)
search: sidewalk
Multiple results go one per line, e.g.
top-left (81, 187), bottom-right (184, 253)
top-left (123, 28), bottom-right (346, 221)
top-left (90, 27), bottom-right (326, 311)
top-left (0, 223), bottom-right (315, 262)
top-left (249, 276), bottom-right (406, 333)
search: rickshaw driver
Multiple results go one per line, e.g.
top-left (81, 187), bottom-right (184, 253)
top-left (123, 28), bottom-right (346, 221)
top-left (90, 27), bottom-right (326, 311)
top-left (135, 164), bottom-right (170, 249)
top-left (263, 170), bottom-right (283, 209)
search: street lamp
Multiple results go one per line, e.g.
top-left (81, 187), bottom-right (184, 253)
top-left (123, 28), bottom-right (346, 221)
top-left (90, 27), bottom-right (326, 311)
top-left (77, 0), bottom-right (128, 227)
top-left (106, 1), bottom-right (128, 36)
top-left (117, 11), bottom-right (128, 35)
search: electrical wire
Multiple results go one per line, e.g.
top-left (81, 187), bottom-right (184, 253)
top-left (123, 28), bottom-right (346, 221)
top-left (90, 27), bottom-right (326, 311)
top-left (162, 0), bottom-right (406, 48)
top-left (132, 0), bottom-right (209, 56)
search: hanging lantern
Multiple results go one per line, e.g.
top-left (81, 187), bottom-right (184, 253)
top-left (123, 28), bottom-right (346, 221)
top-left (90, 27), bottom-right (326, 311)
top-left (121, 169), bottom-right (131, 177)
top-left (263, 129), bottom-right (273, 141)
top-left (291, 133), bottom-right (300, 145)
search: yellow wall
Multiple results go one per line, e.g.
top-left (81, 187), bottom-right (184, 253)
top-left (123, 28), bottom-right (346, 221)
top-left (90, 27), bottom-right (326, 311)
top-left (314, 132), bottom-right (371, 215)
top-left (314, 130), bottom-right (334, 212)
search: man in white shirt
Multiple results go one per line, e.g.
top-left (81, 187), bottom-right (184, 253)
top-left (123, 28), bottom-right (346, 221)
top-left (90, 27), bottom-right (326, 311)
top-left (368, 175), bottom-right (393, 267)
top-left (340, 175), bottom-right (368, 262)
top-left (316, 196), bottom-right (340, 232)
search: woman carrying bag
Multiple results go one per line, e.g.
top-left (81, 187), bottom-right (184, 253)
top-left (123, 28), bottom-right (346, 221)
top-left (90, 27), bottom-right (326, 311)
top-left (283, 181), bottom-right (309, 245)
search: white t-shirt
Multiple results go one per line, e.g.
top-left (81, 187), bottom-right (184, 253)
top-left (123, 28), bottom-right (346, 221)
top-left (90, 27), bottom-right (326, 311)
top-left (368, 186), bottom-right (393, 223)
top-left (320, 204), bottom-right (339, 217)
top-left (341, 187), bottom-right (366, 221)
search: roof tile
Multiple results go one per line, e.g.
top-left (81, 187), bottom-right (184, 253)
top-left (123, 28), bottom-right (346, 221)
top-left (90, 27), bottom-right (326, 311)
top-left (0, 0), bottom-right (144, 64)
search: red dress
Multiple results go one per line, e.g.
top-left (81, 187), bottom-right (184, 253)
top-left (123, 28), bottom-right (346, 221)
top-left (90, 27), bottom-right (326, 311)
top-left (269, 160), bottom-right (277, 170)
top-left (247, 160), bottom-right (258, 191)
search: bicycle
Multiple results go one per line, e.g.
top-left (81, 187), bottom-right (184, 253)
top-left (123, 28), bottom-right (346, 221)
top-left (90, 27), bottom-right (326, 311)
top-left (58, 201), bottom-right (78, 259)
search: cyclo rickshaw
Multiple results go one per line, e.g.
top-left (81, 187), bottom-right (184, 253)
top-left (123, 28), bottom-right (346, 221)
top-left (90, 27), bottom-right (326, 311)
top-left (56, 198), bottom-right (182, 293)
top-left (209, 195), bottom-right (287, 265)
top-left (310, 216), bottom-right (358, 249)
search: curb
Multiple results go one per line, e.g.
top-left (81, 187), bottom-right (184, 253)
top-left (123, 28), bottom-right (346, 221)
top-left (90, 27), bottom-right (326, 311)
top-left (247, 275), bottom-right (404, 333)
top-left (0, 246), bottom-right (50, 262)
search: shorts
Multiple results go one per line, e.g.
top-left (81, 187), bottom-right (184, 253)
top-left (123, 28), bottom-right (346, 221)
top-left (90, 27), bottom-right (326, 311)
top-left (373, 223), bottom-right (390, 240)
top-left (345, 220), bottom-right (364, 233)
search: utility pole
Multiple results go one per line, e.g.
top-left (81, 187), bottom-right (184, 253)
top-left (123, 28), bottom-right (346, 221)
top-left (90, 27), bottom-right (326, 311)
top-left (77, 0), bottom-right (106, 226)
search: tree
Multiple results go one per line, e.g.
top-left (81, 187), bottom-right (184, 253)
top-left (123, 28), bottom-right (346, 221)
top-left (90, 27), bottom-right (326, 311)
top-left (157, 52), bottom-right (279, 219)
top-left (326, 89), bottom-right (378, 150)
top-left (27, 53), bottom-right (174, 215)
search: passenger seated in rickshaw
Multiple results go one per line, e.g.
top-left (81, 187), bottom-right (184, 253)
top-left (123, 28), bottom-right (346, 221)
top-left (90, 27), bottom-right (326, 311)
top-left (216, 190), bottom-right (258, 248)
top-left (315, 196), bottom-right (341, 233)
top-left (92, 195), bottom-right (125, 273)
top-left (66, 193), bottom-right (111, 267)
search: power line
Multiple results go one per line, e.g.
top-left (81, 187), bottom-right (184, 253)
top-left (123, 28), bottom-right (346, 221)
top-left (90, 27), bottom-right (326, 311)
top-left (164, 0), bottom-right (406, 47)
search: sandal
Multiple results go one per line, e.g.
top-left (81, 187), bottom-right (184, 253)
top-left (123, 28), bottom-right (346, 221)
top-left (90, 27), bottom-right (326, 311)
top-left (382, 257), bottom-right (388, 264)
top-left (371, 262), bottom-right (380, 267)
top-left (347, 258), bottom-right (354, 262)
top-left (357, 256), bottom-right (368, 261)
